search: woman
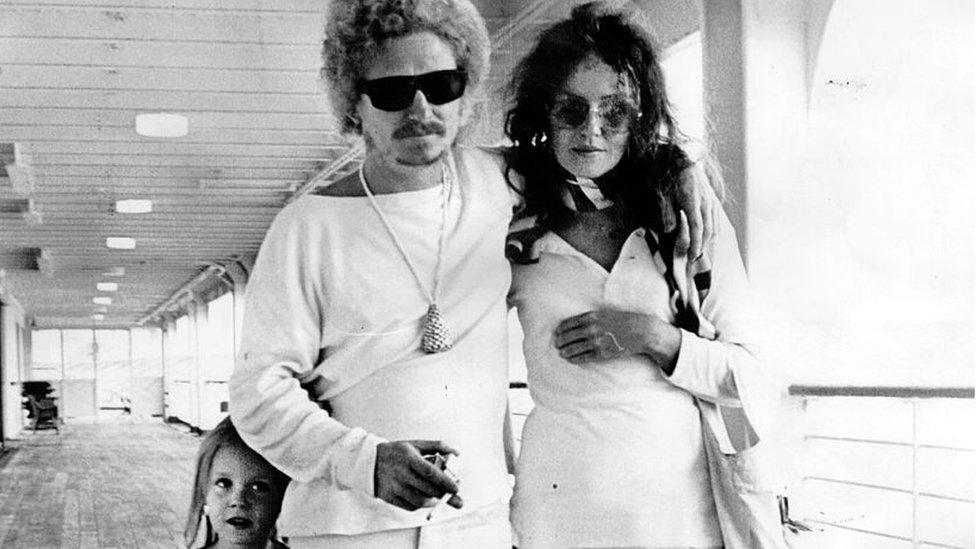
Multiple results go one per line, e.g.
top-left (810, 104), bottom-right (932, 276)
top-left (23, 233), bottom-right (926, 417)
top-left (505, 3), bottom-right (780, 548)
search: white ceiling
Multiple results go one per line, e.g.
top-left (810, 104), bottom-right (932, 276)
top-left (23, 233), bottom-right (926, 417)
top-left (0, 0), bottom-right (699, 329)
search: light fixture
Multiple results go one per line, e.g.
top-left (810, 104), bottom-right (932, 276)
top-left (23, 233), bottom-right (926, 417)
top-left (91, 314), bottom-right (105, 321)
top-left (115, 199), bottom-right (153, 214)
top-left (22, 199), bottom-right (42, 225)
top-left (106, 237), bottom-right (136, 249)
top-left (135, 113), bottom-right (189, 138)
top-left (97, 282), bottom-right (118, 292)
top-left (103, 267), bottom-right (126, 277)
top-left (35, 248), bottom-right (54, 278)
top-left (93, 297), bottom-right (112, 305)
top-left (5, 143), bottom-right (36, 195)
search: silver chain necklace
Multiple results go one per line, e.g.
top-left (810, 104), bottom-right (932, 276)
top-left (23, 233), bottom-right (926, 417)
top-left (359, 160), bottom-right (455, 353)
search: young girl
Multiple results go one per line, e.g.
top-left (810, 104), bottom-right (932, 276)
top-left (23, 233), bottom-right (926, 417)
top-left (184, 417), bottom-right (290, 549)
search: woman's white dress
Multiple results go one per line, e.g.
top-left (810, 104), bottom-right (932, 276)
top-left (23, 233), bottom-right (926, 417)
top-left (509, 215), bottom-right (760, 548)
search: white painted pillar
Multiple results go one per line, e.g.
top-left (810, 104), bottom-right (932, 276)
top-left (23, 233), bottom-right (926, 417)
top-left (160, 314), bottom-right (175, 420)
top-left (701, 0), bottom-right (748, 256)
top-left (701, 0), bottom-right (820, 501)
top-left (701, 0), bottom-right (815, 266)
top-left (224, 261), bottom-right (249, 354)
top-left (190, 297), bottom-right (207, 431)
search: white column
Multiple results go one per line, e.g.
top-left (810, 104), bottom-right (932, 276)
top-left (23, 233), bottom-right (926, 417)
top-left (224, 261), bottom-right (249, 354)
top-left (701, 0), bottom-right (815, 266)
top-left (701, 0), bottom-right (748, 256)
top-left (190, 297), bottom-right (206, 431)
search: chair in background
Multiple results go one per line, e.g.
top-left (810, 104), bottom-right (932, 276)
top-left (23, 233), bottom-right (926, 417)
top-left (26, 394), bottom-right (60, 433)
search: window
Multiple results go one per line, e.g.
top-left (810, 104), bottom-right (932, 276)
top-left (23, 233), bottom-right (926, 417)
top-left (30, 329), bottom-right (62, 380)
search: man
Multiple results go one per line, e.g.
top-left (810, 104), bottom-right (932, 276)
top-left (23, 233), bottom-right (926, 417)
top-left (229, 0), bottom-right (713, 546)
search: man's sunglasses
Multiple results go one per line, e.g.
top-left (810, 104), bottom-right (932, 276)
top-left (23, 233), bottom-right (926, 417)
top-left (359, 69), bottom-right (467, 112)
top-left (549, 94), bottom-right (641, 134)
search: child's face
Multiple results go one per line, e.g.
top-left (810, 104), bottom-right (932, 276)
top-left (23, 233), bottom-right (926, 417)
top-left (206, 445), bottom-right (283, 546)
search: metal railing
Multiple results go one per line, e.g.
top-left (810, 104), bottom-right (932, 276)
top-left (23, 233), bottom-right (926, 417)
top-left (789, 385), bottom-right (974, 548)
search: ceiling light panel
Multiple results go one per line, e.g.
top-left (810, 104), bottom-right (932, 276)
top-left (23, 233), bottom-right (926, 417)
top-left (135, 113), bottom-right (189, 138)
top-left (106, 237), bottom-right (136, 250)
top-left (115, 199), bottom-right (153, 214)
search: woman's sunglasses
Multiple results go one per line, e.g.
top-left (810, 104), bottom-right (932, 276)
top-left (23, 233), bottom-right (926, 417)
top-left (550, 94), bottom-right (640, 134)
top-left (359, 69), bottom-right (468, 112)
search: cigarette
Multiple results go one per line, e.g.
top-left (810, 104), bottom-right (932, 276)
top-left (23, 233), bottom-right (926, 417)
top-left (426, 492), bottom-right (455, 521)
top-left (425, 453), bottom-right (460, 521)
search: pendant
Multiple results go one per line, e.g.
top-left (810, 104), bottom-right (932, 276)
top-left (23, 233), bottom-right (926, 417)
top-left (422, 303), bottom-right (454, 353)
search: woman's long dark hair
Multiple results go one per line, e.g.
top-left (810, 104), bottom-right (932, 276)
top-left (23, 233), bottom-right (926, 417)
top-left (504, 1), bottom-right (690, 232)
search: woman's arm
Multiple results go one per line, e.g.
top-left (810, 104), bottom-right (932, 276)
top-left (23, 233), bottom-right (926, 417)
top-left (552, 211), bottom-right (765, 409)
top-left (664, 209), bottom-right (763, 408)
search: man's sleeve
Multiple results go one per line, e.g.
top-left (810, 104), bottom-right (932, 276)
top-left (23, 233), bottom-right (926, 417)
top-left (229, 208), bottom-right (386, 493)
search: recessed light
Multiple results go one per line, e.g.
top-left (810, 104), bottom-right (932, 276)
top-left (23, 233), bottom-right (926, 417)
top-left (5, 144), bottom-right (36, 194)
top-left (91, 314), bottom-right (105, 321)
top-left (22, 198), bottom-right (42, 225)
top-left (97, 282), bottom-right (118, 292)
top-left (103, 267), bottom-right (125, 277)
top-left (106, 237), bottom-right (136, 249)
top-left (93, 297), bottom-right (112, 305)
top-left (135, 113), bottom-right (189, 138)
top-left (115, 199), bottom-right (153, 214)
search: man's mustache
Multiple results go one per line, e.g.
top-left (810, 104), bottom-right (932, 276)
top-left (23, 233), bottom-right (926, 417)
top-left (392, 118), bottom-right (446, 139)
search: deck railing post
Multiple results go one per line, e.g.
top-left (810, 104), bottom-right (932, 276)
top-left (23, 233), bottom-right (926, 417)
top-left (911, 398), bottom-right (919, 548)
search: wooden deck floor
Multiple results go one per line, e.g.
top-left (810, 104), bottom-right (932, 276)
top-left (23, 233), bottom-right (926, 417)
top-left (0, 418), bottom-right (199, 548)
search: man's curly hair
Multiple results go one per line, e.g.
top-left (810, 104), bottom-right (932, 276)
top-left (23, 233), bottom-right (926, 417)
top-left (322, 0), bottom-right (491, 135)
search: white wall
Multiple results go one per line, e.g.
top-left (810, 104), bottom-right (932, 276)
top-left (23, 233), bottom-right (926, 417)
top-left (746, 0), bottom-right (974, 387)
top-left (1, 298), bottom-right (28, 438)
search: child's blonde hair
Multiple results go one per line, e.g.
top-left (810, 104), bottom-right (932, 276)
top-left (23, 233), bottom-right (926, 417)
top-left (183, 416), bottom-right (289, 548)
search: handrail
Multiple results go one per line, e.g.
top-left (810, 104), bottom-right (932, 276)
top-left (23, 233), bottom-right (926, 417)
top-left (789, 385), bottom-right (974, 399)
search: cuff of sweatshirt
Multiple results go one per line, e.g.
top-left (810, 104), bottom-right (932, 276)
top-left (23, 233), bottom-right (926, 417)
top-left (331, 428), bottom-right (388, 497)
top-left (665, 328), bottom-right (712, 394)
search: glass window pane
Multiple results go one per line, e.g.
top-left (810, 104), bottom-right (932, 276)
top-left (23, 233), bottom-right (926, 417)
top-left (62, 329), bottom-right (94, 380)
top-left (131, 327), bottom-right (162, 377)
top-left (168, 315), bottom-right (192, 380)
top-left (30, 329), bottom-right (62, 380)
top-left (95, 330), bottom-right (130, 410)
top-left (204, 292), bottom-right (235, 381)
